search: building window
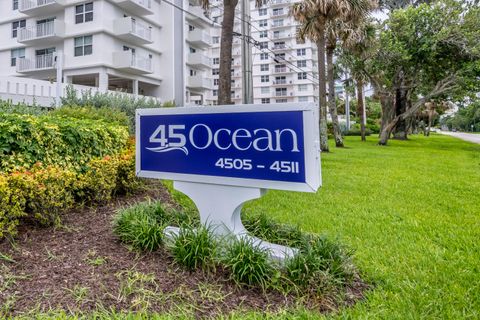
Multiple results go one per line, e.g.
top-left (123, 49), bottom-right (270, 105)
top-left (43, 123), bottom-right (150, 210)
top-left (259, 42), bottom-right (268, 49)
top-left (261, 86), bottom-right (269, 94)
top-left (260, 53), bottom-right (269, 60)
top-left (13, 0), bottom-right (18, 10)
top-left (75, 2), bottom-right (93, 24)
top-left (298, 84), bottom-right (308, 92)
top-left (260, 64), bottom-right (269, 71)
top-left (212, 36), bottom-right (220, 44)
top-left (272, 19), bottom-right (283, 27)
top-left (212, 68), bottom-right (219, 75)
top-left (275, 88), bottom-right (287, 96)
top-left (12, 20), bottom-right (26, 38)
top-left (213, 57), bottom-right (219, 65)
top-left (297, 60), bottom-right (307, 68)
top-left (272, 8), bottom-right (284, 16)
top-left (189, 25), bottom-right (195, 31)
top-left (275, 76), bottom-right (286, 84)
top-left (259, 30), bottom-right (268, 38)
top-left (298, 72), bottom-right (307, 80)
top-left (258, 8), bottom-right (267, 16)
top-left (189, 47), bottom-right (196, 53)
top-left (10, 48), bottom-right (25, 67)
top-left (276, 99), bottom-right (288, 103)
top-left (297, 48), bottom-right (306, 56)
top-left (260, 75), bottom-right (269, 83)
top-left (274, 53), bottom-right (285, 61)
top-left (213, 90), bottom-right (218, 96)
top-left (74, 35), bottom-right (93, 56)
top-left (214, 79), bottom-right (219, 85)
top-left (190, 69), bottom-right (196, 76)
top-left (298, 96), bottom-right (309, 102)
top-left (261, 98), bottom-right (270, 104)
top-left (258, 19), bottom-right (267, 27)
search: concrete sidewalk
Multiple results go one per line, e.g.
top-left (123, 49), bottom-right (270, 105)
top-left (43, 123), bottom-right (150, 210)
top-left (438, 131), bottom-right (480, 144)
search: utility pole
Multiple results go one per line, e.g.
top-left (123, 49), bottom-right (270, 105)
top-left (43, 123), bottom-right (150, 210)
top-left (241, 0), bottom-right (253, 104)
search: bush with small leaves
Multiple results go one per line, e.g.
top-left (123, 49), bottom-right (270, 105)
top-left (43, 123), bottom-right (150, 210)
top-left (170, 225), bottom-right (217, 271)
top-left (222, 237), bottom-right (274, 289)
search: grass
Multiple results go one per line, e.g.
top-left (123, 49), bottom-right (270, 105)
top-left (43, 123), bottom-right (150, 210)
top-left (239, 134), bottom-right (480, 319)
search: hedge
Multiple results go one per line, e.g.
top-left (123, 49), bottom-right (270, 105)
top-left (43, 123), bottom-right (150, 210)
top-left (0, 112), bottom-right (129, 172)
top-left (0, 148), bottom-right (140, 239)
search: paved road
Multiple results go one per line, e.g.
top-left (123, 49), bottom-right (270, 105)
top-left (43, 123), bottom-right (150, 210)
top-left (438, 131), bottom-right (480, 144)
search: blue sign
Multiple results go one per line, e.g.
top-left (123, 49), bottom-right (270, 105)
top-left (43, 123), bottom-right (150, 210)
top-left (136, 104), bottom-right (321, 192)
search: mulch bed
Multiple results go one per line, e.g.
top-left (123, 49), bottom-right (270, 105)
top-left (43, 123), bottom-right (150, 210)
top-left (0, 181), bottom-right (368, 318)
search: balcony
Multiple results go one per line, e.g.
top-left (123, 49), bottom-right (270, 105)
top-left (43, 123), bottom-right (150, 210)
top-left (114, 17), bottom-right (153, 45)
top-left (187, 29), bottom-right (211, 48)
top-left (113, 51), bottom-right (153, 74)
top-left (17, 20), bottom-right (65, 45)
top-left (16, 54), bottom-right (55, 73)
top-left (187, 52), bottom-right (212, 69)
top-left (271, 0), bottom-right (290, 6)
top-left (187, 76), bottom-right (212, 90)
top-left (186, 3), bottom-right (210, 26)
top-left (272, 44), bottom-right (287, 51)
top-left (272, 10), bottom-right (287, 17)
top-left (113, 0), bottom-right (153, 16)
top-left (19, 0), bottom-right (65, 15)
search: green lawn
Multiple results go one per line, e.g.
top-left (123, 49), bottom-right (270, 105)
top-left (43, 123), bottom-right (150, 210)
top-left (241, 134), bottom-right (480, 319)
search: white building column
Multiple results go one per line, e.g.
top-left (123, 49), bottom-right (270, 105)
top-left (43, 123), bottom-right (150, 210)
top-left (133, 79), bottom-right (139, 96)
top-left (98, 70), bottom-right (108, 92)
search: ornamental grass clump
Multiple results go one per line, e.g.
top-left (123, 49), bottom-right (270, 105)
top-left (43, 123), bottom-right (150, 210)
top-left (222, 237), bottom-right (274, 289)
top-left (285, 235), bottom-right (355, 293)
top-left (113, 202), bottom-right (167, 251)
top-left (170, 225), bottom-right (217, 271)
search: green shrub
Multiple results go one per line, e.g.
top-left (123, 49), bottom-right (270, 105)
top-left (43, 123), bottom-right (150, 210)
top-left (18, 165), bottom-right (76, 226)
top-left (0, 100), bottom-right (47, 116)
top-left (170, 225), bottom-right (217, 271)
top-left (113, 201), bottom-right (173, 251)
top-left (0, 112), bottom-right (129, 172)
top-left (344, 128), bottom-right (372, 136)
top-left (222, 237), bottom-right (274, 288)
top-left (61, 86), bottom-right (162, 133)
top-left (50, 106), bottom-right (130, 127)
top-left (74, 156), bottom-right (118, 204)
top-left (0, 175), bottom-right (25, 238)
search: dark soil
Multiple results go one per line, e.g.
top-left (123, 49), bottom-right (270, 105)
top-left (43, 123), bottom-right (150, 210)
top-left (0, 181), bottom-right (368, 318)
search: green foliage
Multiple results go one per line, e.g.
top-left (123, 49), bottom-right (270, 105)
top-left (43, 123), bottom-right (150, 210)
top-left (113, 201), bottom-right (166, 251)
top-left (0, 112), bottom-right (129, 173)
top-left (0, 100), bottom-right (47, 116)
top-left (60, 86), bottom-right (163, 132)
top-left (74, 156), bottom-right (118, 204)
top-left (50, 105), bottom-right (130, 128)
top-left (14, 165), bottom-right (76, 226)
top-left (0, 175), bottom-right (24, 238)
top-left (170, 225), bottom-right (217, 271)
top-left (442, 100), bottom-right (480, 132)
top-left (222, 237), bottom-right (274, 289)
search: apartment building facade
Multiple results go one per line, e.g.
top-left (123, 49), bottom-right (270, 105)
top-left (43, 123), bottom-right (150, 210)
top-left (206, 0), bottom-right (319, 105)
top-left (0, 0), bottom-right (215, 105)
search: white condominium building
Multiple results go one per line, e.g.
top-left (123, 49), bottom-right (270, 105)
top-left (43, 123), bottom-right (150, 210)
top-left (0, 0), bottom-right (214, 104)
top-left (207, 0), bottom-right (319, 105)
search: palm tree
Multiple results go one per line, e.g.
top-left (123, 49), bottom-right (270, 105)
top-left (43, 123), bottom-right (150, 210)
top-left (325, 1), bottom-right (376, 147)
top-left (199, 0), bottom-right (262, 105)
top-left (291, 0), bottom-right (374, 151)
top-left (340, 21), bottom-right (376, 141)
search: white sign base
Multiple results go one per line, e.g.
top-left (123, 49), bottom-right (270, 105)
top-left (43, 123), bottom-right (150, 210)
top-left (164, 181), bottom-right (297, 261)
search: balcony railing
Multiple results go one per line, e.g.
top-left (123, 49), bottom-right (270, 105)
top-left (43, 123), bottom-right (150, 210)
top-left (131, 55), bottom-right (152, 71)
top-left (275, 67), bottom-right (288, 73)
top-left (17, 54), bottom-right (55, 72)
top-left (131, 19), bottom-right (151, 41)
top-left (114, 0), bottom-right (153, 15)
top-left (19, 21), bottom-right (56, 42)
top-left (272, 10), bottom-right (285, 16)
top-left (271, 0), bottom-right (290, 5)
top-left (273, 44), bottom-right (286, 50)
top-left (20, 0), bottom-right (55, 10)
top-left (275, 91), bottom-right (288, 97)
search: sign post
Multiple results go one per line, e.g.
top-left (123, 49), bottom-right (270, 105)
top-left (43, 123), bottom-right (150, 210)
top-left (136, 104), bottom-right (321, 260)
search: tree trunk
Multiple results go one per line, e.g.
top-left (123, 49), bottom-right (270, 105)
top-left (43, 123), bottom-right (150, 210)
top-left (316, 26), bottom-right (329, 152)
top-left (218, 0), bottom-right (238, 105)
top-left (326, 47), bottom-right (344, 147)
top-left (356, 79), bottom-right (366, 142)
top-left (392, 88), bottom-right (409, 140)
